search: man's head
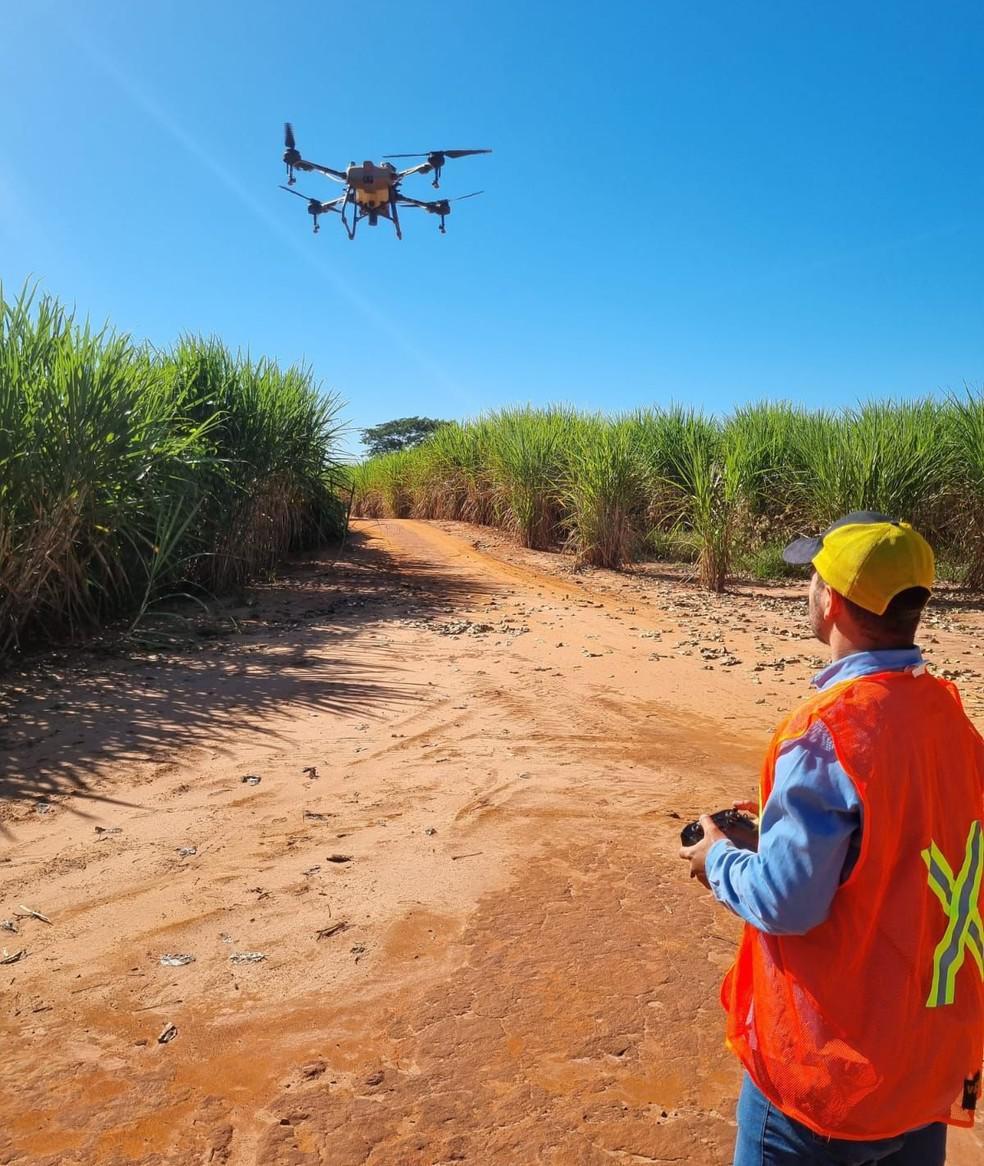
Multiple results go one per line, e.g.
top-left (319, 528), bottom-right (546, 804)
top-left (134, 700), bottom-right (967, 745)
top-left (784, 512), bottom-right (934, 651)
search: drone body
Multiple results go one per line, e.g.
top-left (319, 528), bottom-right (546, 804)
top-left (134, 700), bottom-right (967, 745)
top-left (280, 124), bottom-right (490, 239)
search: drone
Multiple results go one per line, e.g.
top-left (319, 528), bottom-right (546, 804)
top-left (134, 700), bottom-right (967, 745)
top-left (280, 123), bottom-right (490, 239)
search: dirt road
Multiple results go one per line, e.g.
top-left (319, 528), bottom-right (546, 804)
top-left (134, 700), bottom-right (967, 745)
top-left (2, 519), bottom-right (982, 1165)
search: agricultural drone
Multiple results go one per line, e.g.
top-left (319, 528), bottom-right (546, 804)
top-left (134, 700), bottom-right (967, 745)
top-left (280, 123), bottom-right (491, 239)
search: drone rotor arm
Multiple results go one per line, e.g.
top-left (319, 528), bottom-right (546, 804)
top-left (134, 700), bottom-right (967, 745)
top-left (395, 162), bottom-right (433, 180)
top-left (291, 158), bottom-right (348, 183)
top-left (397, 190), bottom-right (482, 210)
top-left (394, 194), bottom-right (434, 209)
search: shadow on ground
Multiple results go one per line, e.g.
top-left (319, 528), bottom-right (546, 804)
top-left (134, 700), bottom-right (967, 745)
top-left (0, 527), bottom-right (497, 816)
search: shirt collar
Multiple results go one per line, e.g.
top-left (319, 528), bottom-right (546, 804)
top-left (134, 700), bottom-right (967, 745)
top-left (811, 647), bottom-right (925, 691)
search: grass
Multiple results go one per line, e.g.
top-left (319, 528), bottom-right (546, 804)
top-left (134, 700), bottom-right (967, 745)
top-left (0, 284), bottom-right (346, 657)
top-left (486, 407), bottom-right (570, 548)
top-left (739, 543), bottom-right (802, 582)
top-left (560, 416), bottom-right (644, 567)
top-left (644, 529), bottom-right (700, 564)
top-left (947, 391), bottom-right (984, 584)
top-left (353, 397), bottom-right (984, 591)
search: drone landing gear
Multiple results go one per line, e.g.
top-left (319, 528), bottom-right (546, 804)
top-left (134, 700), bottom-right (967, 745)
top-left (438, 215), bottom-right (447, 234)
top-left (340, 190), bottom-right (357, 240)
top-left (391, 200), bottom-right (403, 241)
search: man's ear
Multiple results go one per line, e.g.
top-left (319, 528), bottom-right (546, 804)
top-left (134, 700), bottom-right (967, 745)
top-left (825, 585), bottom-right (841, 622)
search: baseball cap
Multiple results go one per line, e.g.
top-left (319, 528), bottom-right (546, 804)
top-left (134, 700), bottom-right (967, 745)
top-left (782, 511), bottom-right (935, 616)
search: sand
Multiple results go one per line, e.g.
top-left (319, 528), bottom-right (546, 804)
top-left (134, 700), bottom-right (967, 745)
top-left (1, 518), bottom-right (982, 1165)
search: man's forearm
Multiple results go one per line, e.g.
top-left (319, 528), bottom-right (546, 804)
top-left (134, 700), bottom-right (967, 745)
top-left (705, 725), bottom-right (861, 935)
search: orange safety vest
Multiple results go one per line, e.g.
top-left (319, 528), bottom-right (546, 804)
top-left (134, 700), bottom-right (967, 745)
top-left (721, 667), bottom-right (984, 1140)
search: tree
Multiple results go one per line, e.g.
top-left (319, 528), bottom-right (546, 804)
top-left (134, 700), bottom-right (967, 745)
top-left (360, 416), bottom-right (451, 457)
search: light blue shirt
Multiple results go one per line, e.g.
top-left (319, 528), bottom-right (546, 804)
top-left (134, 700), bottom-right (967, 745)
top-left (705, 647), bottom-right (925, 936)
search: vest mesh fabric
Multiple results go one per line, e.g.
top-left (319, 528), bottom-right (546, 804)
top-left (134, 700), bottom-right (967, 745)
top-left (722, 670), bottom-right (984, 1140)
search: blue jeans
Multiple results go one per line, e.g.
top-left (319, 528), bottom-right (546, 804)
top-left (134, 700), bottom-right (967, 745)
top-left (734, 1076), bottom-right (947, 1165)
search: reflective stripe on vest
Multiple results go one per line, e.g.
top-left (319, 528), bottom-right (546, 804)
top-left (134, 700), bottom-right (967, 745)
top-left (923, 821), bottom-right (984, 1008)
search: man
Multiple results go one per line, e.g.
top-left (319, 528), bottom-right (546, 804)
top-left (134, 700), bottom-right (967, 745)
top-left (680, 512), bottom-right (984, 1165)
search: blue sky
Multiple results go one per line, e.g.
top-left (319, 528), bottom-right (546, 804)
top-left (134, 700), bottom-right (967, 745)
top-left (2, 1), bottom-right (982, 455)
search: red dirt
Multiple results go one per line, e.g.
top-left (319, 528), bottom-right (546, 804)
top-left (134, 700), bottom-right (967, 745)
top-left (1, 518), bottom-right (982, 1165)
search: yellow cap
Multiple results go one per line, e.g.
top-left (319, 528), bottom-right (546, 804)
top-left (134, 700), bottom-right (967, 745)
top-left (783, 512), bottom-right (935, 615)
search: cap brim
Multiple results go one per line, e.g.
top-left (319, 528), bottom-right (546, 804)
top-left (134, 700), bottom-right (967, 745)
top-left (782, 536), bottom-right (823, 565)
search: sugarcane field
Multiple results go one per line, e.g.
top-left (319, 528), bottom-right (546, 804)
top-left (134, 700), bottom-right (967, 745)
top-left (3, 6), bottom-right (984, 1166)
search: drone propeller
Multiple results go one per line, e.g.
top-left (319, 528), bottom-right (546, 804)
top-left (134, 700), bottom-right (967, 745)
top-left (283, 121), bottom-right (301, 185)
top-left (278, 184), bottom-right (340, 234)
top-left (384, 149), bottom-right (491, 159)
top-left (385, 148), bottom-right (491, 188)
top-left (279, 184), bottom-right (318, 201)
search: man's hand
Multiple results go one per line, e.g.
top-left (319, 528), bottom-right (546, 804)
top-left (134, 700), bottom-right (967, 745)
top-left (679, 813), bottom-right (728, 889)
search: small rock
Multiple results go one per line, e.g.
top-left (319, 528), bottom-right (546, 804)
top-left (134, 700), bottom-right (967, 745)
top-left (158, 1023), bottom-right (178, 1044)
top-left (229, 951), bottom-right (266, 964)
top-left (241, 775), bottom-right (262, 785)
top-left (159, 953), bottom-right (195, 967)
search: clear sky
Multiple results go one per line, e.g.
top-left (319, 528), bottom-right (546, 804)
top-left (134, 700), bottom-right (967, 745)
top-left (2, 1), bottom-right (982, 455)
